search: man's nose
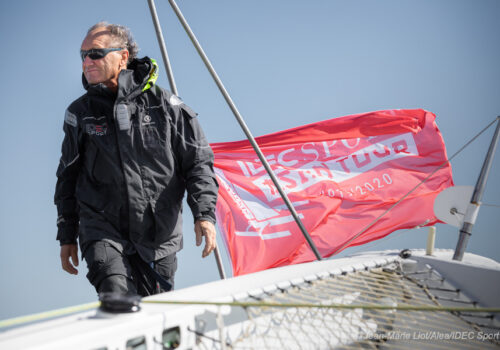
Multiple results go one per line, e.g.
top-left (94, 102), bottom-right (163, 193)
top-left (82, 55), bottom-right (95, 66)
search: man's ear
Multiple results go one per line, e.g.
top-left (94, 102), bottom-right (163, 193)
top-left (121, 50), bottom-right (130, 68)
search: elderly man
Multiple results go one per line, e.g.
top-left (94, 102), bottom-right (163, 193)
top-left (55, 22), bottom-right (218, 296)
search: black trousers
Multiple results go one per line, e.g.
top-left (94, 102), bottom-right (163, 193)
top-left (83, 241), bottom-right (177, 296)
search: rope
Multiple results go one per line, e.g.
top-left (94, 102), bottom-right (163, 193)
top-left (186, 326), bottom-right (233, 347)
top-left (0, 302), bottom-right (100, 329)
top-left (2, 266), bottom-right (498, 350)
top-left (11, 299), bottom-right (495, 330)
top-left (332, 117), bottom-right (500, 255)
top-left (482, 203), bottom-right (500, 208)
top-left (141, 299), bottom-right (500, 313)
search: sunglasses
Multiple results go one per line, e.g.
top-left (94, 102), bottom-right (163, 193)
top-left (80, 47), bottom-right (124, 62)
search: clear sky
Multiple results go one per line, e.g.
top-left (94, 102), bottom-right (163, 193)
top-left (0, 0), bottom-right (499, 320)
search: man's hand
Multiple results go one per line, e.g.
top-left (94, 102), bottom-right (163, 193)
top-left (195, 220), bottom-right (216, 258)
top-left (60, 244), bottom-right (79, 275)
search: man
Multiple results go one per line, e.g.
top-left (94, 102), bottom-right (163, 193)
top-left (55, 22), bottom-right (218, 296)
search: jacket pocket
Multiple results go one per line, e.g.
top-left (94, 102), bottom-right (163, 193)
top-left (135, 105), bottom-right (168, 157)
top-left (142, 125), bottom-right (165, 151)
top-left (83, 145), bottom-right (98, 182)
top-left (150, 199), bottom-right (182, 245)
top-left (92, 149), bottom-right (119, 185)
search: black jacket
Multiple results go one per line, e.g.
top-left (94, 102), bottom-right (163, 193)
top-left (54, 57), bottom-right (218, 262)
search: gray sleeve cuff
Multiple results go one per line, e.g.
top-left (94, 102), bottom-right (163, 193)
top-left (194, 211), bottom-right (216, 225)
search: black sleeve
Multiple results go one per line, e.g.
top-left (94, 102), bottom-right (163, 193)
top-left (54, 108), bottom-right (83, 245)
top-left (169, 96), bottom-right (219, 224)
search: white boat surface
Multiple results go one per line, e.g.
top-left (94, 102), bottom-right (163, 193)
top-left (0, 248), bottom-right (498, 349)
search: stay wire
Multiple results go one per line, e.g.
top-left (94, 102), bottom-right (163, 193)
top-left (331, 117), bottom-right (499, 255)
top-left (142, 299), bottom-right (500, 313)
top-left (186, 326), bottom-right (233, 347)
top-left (482, 203), bottom-right (500, 208)
top-left (0, 302), bottom-right (100, 329)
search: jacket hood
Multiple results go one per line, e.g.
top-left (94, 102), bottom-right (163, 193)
top-left (82, 57), bottom-right (159, 99)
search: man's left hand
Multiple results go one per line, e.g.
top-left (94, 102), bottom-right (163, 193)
top-left (195, 220), bottom-right (216, 258)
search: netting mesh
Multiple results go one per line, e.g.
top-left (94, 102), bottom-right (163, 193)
top-left (193, 263), bottom-right (499, 349)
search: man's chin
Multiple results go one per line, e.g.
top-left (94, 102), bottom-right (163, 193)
top-left (85, 74), bottom-right (103, 85)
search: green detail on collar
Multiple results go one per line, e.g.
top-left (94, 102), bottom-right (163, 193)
top-left (142, 58), bottom-right (159, 92)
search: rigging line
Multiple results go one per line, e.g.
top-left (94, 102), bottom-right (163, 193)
top-left (147, 0), bottom-right (178, 95)
top-left (337, 227), bottom-right (409, 255)
top-left (347, 202), bottom-right (497, 255)
top-left (331, 117), bottom-right (499, 256)
top-left (167, 0), bottom-right (321, 260)
top-left (142, 300), bottom-right (500, 313)
top-left (147, 0), bottom-right (227, 280)
top-left (186, 327), bottom-right (234, 347)
top-left (186, 327), bottom-right (225, 345)
top-left (0, 302), bottom-right (100, 329)
top-left (482, 203), bottom-right (500, 208)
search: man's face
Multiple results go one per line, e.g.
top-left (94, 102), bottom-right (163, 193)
top-left (81, 28), bottom-right (128, 89)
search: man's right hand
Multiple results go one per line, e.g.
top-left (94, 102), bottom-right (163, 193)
top-left (60, 244), bottom-right (79, 275)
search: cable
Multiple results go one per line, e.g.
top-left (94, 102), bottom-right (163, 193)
top-left (331, 117), bottom-right (500, 255)
top-left (0, 302), bottom-right (100, 329)
top-left (482, 203), bottom-right (500, 208)
top-left (142, 299), bottom-right (500, 313)
top-left (186, 326), bottom-right (232, 346)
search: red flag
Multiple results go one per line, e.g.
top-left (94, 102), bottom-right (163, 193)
top-left (212, 109), bottom-right (453, 276)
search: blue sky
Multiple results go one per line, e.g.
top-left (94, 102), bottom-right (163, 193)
top-left (0, 0), bottom-right (499, 320)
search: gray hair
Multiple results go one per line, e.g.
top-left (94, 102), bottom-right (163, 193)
top-left (87, 22), bottom-right (139, 63)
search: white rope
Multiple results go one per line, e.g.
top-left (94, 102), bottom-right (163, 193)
top-left (332, 117), bottom-right (500, 255)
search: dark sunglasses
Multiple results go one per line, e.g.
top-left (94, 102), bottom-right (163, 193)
top-left (80, 47), bottom-right (124, 62)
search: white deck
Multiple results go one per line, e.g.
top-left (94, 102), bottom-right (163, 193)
top-left (0, 249), bottom-right (498, 350)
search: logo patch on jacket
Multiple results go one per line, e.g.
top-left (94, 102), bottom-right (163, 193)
top-left (64, 110), bottom-right (77, 127)
top-left (86, 123), bottom-right (108, 136)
